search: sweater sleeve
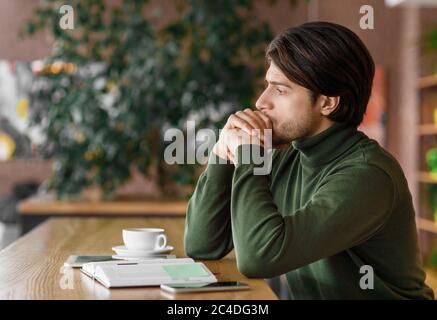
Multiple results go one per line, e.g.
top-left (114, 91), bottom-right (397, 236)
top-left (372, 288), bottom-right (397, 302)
top-left (231, 144), bottom-right (395, 278)
top-left (184, 152), bottom-right (235, 259)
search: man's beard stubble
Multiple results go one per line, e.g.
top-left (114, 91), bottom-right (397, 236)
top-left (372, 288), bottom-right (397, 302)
top-left (272, 115), bottom-right (316, 146)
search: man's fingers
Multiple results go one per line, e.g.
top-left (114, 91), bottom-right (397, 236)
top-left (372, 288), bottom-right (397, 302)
top-left (230, 109), bottom-right (267, 139)
top-left (242, 108), bottom-right (267, 133)
top-left (234, 111), bottom-right (263, 135)
top-left (242, 109), bottom-right (273, 143)
top-left (254, 111), bottom-right (273, 129)
top-left (226, 113), bottom-right (254, 136)
top-left (224, 109), bottom-right (272, 143)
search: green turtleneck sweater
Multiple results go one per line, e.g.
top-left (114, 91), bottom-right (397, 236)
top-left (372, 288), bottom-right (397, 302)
top-left (184, 123), bottom-right (434, 299)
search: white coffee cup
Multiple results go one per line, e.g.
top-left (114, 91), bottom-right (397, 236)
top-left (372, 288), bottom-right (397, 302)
top-left (122, 228), bottom-right (167, 251)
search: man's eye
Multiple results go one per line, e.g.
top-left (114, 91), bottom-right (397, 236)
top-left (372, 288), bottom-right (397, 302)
top-left (276, 88), bottom-right (283, 94)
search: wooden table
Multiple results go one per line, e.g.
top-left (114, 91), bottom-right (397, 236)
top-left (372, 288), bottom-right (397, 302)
top-left (0, 217), bottom-right (277, 300)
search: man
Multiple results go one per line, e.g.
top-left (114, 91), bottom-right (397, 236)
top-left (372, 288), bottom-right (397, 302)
top-left (184, 21), bottom-right (434, 299)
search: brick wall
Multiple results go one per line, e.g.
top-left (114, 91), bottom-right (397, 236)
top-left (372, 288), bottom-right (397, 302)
top-left (0, 159), bottom-right (52, 198)
top-left (0, 159), bottom-right (166, 199)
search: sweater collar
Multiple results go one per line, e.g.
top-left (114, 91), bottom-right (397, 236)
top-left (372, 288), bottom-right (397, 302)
top-left (291, 122), bottom-right (365, 167)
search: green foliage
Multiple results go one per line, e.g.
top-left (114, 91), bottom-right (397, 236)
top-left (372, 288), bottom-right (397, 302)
top-left (427, 249), bottom-right (437, 269)
top-left (426, 28), bottom-right (437, 73)
top-left (24, 0), bottom-right (291, 199)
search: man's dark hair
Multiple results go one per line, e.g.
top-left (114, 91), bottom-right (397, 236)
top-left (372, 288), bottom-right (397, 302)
top-left (266, 21), bottom-right (375, 127)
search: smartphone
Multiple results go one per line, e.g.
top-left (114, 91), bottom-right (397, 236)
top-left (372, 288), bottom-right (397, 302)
top-left (160, 281), bottom-right (249, 294)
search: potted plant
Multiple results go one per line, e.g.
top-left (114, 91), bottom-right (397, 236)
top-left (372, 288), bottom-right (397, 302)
top-left (24, 0), bottom-right (276, 200)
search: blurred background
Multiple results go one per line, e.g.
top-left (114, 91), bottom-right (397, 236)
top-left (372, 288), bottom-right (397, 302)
top-left (0, 0), bottom-right (437, 296)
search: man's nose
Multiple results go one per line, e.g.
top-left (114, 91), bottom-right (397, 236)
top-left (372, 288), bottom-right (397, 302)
top-left (255, 93), bottom-right (273, 111)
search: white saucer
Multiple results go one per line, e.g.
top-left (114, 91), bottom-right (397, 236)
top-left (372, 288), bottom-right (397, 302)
top-left (112, 245), bottom-right (174, 256)
top-left (112, 254), bottom-right (176, 261)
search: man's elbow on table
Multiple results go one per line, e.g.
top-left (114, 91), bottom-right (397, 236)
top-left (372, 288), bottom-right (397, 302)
top-left (184, 235), bottom-right (230, 260)
top-left (236, 254), bottom-right (281, 279)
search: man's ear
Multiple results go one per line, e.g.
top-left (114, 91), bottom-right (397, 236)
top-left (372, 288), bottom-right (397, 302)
top-left (319, 96), bottom-right (340, 116)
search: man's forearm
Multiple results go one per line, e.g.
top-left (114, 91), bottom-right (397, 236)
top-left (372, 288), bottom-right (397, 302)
top-left (184, 152), bottom-right (235, 259)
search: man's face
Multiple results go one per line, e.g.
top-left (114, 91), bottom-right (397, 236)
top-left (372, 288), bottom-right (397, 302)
top-left (255, 62), bottom-right (323, 145)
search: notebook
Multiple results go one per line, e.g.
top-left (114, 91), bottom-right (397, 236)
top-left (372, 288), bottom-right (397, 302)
top-left (80, 258), bottom-right (217, 288)
top-left (64, 254), bottom-right (177, 267)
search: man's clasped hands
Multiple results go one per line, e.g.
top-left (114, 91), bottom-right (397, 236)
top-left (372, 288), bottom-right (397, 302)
top-left (212, 108), bottom-right (273, 163)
